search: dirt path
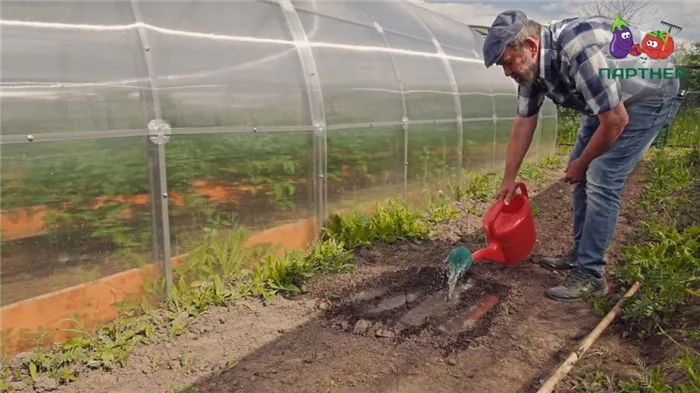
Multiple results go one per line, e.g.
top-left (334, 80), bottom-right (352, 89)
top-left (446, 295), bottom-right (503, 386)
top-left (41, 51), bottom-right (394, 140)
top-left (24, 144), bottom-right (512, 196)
top-left (33, 161), bottom-right (651, 393)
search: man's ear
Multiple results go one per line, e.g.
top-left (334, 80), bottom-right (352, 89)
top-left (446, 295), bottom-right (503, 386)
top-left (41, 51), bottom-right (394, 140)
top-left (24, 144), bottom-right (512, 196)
top-left (524, 37), bottom-right (539, 56)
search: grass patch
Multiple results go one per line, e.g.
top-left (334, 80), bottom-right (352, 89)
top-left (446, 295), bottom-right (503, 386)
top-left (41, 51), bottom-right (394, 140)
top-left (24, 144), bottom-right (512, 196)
top-left (662, 109), bottom-right (700, 148)
top-left (573, 146), bottom-right (700, 393)
top-left (322, 198), bottom-right (432, 249)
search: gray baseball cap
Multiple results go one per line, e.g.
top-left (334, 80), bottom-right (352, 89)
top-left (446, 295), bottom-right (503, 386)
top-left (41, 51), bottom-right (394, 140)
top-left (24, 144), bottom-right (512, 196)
top-left (483, 10), bottom-right (528, 68)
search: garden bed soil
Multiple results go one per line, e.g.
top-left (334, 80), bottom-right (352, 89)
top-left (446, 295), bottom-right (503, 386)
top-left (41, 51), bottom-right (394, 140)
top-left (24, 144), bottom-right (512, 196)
top-left (10, 162), bottom-right (653, 393)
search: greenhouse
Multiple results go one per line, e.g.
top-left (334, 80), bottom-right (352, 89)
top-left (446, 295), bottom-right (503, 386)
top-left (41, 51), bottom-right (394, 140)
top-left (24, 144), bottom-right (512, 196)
top-left (1, 0), bottom-right (556, 323)
top-left (3, 1), bottom-right (697, 393)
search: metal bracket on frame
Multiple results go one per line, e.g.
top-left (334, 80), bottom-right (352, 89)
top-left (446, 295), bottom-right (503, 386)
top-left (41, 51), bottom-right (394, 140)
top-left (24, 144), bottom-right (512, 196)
top-left (313, 122), bottom-right (326, 137)
top-left (148, 119), bottom-right (172, 145)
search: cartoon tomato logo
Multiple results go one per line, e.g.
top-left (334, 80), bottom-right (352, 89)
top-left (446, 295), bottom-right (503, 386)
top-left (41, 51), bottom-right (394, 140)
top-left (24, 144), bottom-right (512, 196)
top-left (640, 30), bottom-right (675, 60)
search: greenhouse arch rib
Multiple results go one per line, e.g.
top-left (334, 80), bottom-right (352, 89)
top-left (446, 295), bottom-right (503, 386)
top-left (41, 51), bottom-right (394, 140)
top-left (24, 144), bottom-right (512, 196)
top-left (277, 0), bottom-right (328, 231)
top-left (128, 0), bottom-right (174, 291)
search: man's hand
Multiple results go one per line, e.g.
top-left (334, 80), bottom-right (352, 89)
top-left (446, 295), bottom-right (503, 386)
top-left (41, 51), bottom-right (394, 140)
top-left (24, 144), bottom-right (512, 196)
top-left (497, 114), bottom-right (539, 205)
top-left (563, 158), bottom-right (587, 184)
top-left (575, 103), bottom-right (629, 169)
top-left (496, 178), bottom-right (517, 205)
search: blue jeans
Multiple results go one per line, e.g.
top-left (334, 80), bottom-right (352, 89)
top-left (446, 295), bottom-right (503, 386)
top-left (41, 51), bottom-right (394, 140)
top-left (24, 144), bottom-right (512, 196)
top-left (568, 79), bottom-right (680, 278)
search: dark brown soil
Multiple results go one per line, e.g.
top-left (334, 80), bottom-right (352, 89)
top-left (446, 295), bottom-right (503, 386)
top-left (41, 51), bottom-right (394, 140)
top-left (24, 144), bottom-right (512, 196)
top-left (13, 159), bottom-right (659, 393)
top-left (319, 265), bottom-right (511, 354)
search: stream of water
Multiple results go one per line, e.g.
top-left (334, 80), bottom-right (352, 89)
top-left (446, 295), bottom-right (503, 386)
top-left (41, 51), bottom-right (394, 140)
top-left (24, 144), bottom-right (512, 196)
top-left (446, 267), bottom-right (464, 300)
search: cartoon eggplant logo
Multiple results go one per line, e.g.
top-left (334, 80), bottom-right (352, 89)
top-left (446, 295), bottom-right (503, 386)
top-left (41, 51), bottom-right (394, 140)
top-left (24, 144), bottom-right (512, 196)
top-left (610, 14), bottom-right (634, 58)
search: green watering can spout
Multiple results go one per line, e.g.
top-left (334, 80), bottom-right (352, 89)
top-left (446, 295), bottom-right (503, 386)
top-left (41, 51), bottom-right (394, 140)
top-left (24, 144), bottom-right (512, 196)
top-left (445, 246), bottom-right (474, 274)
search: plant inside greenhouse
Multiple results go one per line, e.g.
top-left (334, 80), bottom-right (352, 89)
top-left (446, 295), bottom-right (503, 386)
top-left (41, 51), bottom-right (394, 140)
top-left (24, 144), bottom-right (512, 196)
top-left (1, 1), bottom-right (698, 393)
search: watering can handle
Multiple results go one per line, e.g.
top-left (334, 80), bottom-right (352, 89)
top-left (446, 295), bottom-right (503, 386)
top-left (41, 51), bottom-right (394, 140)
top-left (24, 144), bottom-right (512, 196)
top-left (487, 182), bottom-right (529, 235)
top-left (487, 201), bottom-right (504, 236)
top-left (515, 182), bottom-right (529, 199)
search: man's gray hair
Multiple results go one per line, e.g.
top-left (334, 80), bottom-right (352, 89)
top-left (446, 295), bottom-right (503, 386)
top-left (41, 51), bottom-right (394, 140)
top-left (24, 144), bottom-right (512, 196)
top-left (507, 19), bottom-right (542, 51)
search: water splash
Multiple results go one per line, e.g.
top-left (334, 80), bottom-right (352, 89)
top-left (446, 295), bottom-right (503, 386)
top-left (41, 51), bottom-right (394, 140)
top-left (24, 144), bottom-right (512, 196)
top-left (446, 266), bottom-right (464, 300)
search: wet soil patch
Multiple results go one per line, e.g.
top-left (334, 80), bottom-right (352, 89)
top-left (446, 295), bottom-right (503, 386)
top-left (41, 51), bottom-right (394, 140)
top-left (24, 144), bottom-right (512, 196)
top-left (320, 265), bottom-right (511, 354)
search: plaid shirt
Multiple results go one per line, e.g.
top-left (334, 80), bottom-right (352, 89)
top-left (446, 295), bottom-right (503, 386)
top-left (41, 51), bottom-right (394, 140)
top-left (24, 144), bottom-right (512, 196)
top-left (517, 16), bottom-right (675, 118)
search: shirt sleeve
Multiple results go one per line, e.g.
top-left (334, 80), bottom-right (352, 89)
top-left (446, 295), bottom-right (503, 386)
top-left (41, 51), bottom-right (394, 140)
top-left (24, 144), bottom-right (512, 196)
top-left (561, 21), bottom-right (622, 115)
top-left (516, 83), bottom-right (545, 118)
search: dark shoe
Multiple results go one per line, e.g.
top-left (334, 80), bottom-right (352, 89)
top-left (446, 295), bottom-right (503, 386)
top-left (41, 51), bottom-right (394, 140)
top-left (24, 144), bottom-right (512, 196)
top-left (540, 251), bottom-right (578, 271)
top-left (546, 267), bottom-right (608, 301)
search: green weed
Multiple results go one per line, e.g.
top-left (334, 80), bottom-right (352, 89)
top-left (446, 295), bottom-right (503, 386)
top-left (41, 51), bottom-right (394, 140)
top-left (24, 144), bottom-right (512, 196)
top-left (518, 164), bottom-right (547, 184)
top-left (423, 194), bottom-right (460, 225)
top-left (250, 251), bottom-right (313, 299)
top-left (454, 171), bottom-right (502, 202)
top-left (304, 237), bottom-right (355, 275)
top-left (322, 198), bottom-right (430, 249)
top-left (451, 154), bottom-right (563, 205)
top-left (539, 154), bottom-right (566, 170)
top-left (370, 199), bottom-right (431, 243)
top-left (177, 227), bottom-right (266, 283)
top-left (613, 225), bottom-right (700, 334)
top-left (571, 352), bottom-right (700, 393)
top-left (0, 230), bottom-right (356, 387)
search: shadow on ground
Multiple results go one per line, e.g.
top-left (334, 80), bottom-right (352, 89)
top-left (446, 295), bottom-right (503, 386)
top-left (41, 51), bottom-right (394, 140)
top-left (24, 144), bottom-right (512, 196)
top-left (179, 179), bottom-right (610, 393)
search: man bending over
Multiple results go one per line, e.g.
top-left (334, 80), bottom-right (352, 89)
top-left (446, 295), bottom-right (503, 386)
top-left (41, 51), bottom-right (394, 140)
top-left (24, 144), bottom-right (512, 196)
top-left (482, 10), bottom-right (681, 300)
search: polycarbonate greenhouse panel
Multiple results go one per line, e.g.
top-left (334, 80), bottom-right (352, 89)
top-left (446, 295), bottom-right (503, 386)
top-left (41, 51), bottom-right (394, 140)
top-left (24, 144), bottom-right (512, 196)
top-left (383, 33), bottom-right (457, 121)
top-left (540, 99), bottom-right (560, 156)
top-left (136, 1), bottom-right (311, 130)
top-left (406, 123), bottom-right (461, 186)
top-left (163, 131), bottom-right (316, 258)
top-left (325, 126), bottom-right (405, 210)
top-left (363, 1), bottom-right (436, 41)
top-left (494, 118), bottom-right (515, 168)
top-left (409, 6), bottom-right (481, 58)
top-left (0, 1), bottom-right (151, 139)
top-left (462, 120), bottom-right (496, 171)
top-left (293, 5), bottom-right (404, 126)
top-left (0, 138), bottom-right (157, 305)
top-left (363, 1), bottom-right (455, 122)
top-left (448, 48), bottom-right (499, 121)
top-left (0, 0), bottom-right (528, 140)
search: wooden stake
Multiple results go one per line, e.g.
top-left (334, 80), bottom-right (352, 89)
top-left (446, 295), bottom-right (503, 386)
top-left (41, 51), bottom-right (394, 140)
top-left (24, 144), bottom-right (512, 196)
top-left (536, 281), bottom-right (642, 393)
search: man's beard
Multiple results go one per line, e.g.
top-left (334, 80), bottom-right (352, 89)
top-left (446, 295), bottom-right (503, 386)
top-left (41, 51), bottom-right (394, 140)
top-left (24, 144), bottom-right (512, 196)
top-left (516, 52), bottom-right (538, 86)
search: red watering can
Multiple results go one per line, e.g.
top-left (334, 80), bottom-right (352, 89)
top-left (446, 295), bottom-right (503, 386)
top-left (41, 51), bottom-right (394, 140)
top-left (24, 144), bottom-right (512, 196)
top-left (472, 182), bottom-right (536, 265)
